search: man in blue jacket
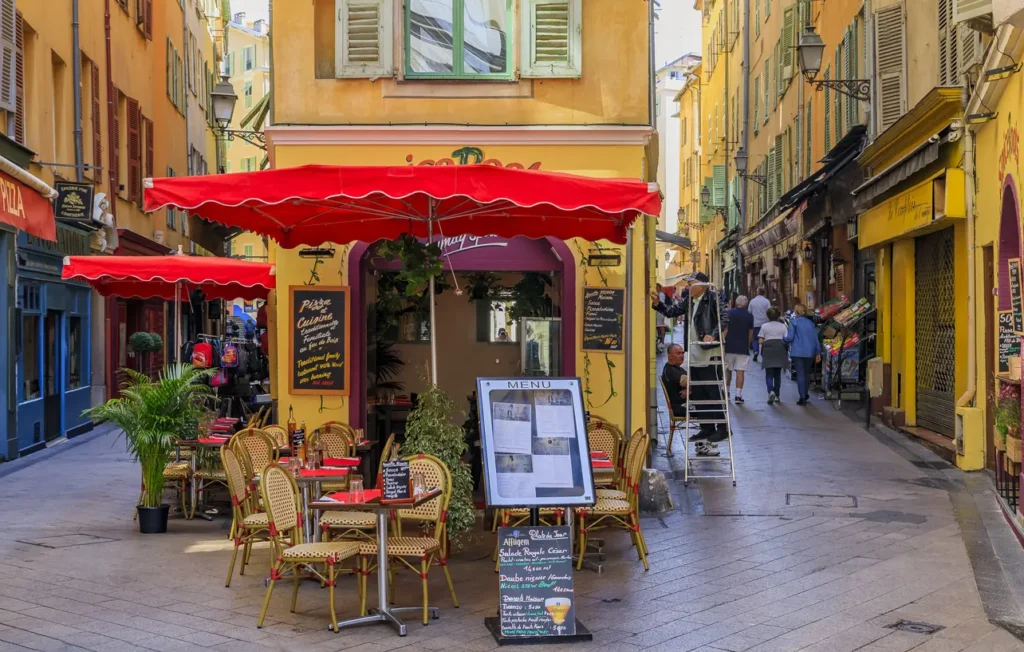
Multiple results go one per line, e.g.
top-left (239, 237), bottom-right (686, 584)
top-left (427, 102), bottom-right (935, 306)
top-left (784, 304), bottom-right (822, 405)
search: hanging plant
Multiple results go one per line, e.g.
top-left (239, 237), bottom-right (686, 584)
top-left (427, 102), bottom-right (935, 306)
top-left (509, 272), bottom-right (553, 321)
top-left (400, 381), bottom-right (475, 550)
top-left (374, 234), bottom-right (444, 297)
top-left (464, 271), bottom-right (502, 302)
top-left (996, 383), bottom-right (1021, 441)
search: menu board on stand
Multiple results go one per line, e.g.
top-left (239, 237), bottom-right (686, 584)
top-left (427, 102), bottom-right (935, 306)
top-left (1010, 259), bottom-right (1024, 335)
top-left (289, 286), bottom-right (350, 395)
top-left (999, 310), bottom-right (1020, 375)
top-left (477, 377), bottom-right (594, 644)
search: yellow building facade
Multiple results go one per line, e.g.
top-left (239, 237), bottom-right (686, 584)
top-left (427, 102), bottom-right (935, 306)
top-left (267, 0), bottom-right (657, 437)
top-left (670, 65), bottom-right (703, 283)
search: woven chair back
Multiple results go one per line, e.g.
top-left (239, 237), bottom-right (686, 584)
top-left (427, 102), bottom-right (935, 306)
top-left (221, 446), bottom-right (249, 508)
top-left (586, 421), bottom-right (622, 468)
top-left (399, 454), bottom-right (451, 526)
top-left (378, 433), bottom-right (398, 477)
top-left (324, 421), bottom-right (357, 443)
top-left (623, 430), bottom-right (649, 508)
top-left (312, 428), bottom-right (354, 457)
top-left (262, 424), bottom-right (289, 449)
top-left (659, 377), bottom-right (684, 422)
top-left (261, 465), bottom-right (300, 535)
top-left (232, 428), bottom-right (279, 474)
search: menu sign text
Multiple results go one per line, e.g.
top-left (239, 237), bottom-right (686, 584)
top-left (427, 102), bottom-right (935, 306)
top-left (497, 526), bottom-right (576, 638)
top-left (289, 286), bottom-right (350, 395)
top-left (1010, 258), bottom-right (1023, 334)
top-left (999, 310), bottom-right (1020, 375)
top-left (582, 287), bottom-right (625, 352)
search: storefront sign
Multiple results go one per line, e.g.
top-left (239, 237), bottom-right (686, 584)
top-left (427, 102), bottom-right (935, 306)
top-left (1010, 258), bottom-right (1024, 334)
top-left (739, 202), bottom-right (803, 257)
top-left (289, 285), bottom-right (350, 395)
top-left (438, 234), bottom-right (508, 256)
top-left (497, 526), bottom-right (576, 637)
top-left (0, 170), bottom-right (56, 241)
top-left (858, 178), bottom-right (934, 249)
top-left (406, 147), bottom-right (542, 170)
top-left (53, 182), bottom-right (94, 225)
top-left (999, 310), bottom-right (1020, 374)
top-left (581, 287), bottom-right (625, 352)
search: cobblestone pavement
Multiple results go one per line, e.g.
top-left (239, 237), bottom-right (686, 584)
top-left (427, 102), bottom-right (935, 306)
top-left (0, 348), bottom-right (1022, 650)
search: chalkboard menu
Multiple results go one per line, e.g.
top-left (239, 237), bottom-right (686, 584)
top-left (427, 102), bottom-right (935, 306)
top-left (999, 310), bottom-right (1020, 375)
top-left (1010, 259), bottom-right (1023, 334)
top-left (381, 460), bottom-right (411, 502)
top-left (582, 287), bottom-right (625, 352)
top-left (497, 526), bottom-right (576, 638)
top-left (289, 286), bottom-right (350, 395)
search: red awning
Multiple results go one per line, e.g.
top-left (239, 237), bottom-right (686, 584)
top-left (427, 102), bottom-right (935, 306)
top-left (143, 164), bottom-right (662, 247)
top-left (0, 168), bottom-right (56, 241)
top-left (61, 255), bottom-right (275, 301)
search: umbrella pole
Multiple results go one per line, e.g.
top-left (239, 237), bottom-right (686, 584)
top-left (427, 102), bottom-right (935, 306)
top-left (428, 212), bottom-right (438, 386)
top-left (174, 281), bottom-right (182, 366)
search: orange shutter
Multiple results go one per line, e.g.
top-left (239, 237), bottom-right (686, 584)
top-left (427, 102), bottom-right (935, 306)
top-left (92, 61), bottom-right (102, 183)
top-left (143, 116), bottom-right (153, 180)
top-left (127, 98), bottom-right (140, 203)
top-left (144, 0), bottom-right (152, 40)
top-left (13, 10), bottom-right (22, 145)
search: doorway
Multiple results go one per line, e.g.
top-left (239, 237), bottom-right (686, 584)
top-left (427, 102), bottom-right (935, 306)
top-left (43, 310), bottom-right (62, 442)
top-left (984, 244), bottom-right (996, 471)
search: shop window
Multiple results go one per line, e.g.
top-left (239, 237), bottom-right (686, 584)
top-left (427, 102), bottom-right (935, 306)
top-left (69, 316), bottom-right (83, 389)
top-left (22, 314), bottom-right (40, 400)
top-left (480, 298), bottom-right (518, 343)
top-left (397, 311), bottom-right (430, 343)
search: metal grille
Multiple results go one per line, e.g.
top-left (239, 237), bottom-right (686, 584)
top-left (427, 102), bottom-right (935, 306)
top-left (915, 229), bottom-right (956, 438)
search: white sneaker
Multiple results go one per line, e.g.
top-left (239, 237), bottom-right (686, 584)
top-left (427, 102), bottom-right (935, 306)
top-left (695, 442), bottom-right (721, 457)
top-left (767, 392), bottom-right (776, 405)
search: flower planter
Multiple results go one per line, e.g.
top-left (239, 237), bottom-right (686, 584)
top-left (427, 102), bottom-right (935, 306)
top-left (1007, 436), bottom-right (1022, 465)
top-left (996, 428), bottom-right (1007, 452)
top-left (137, 504), bottom-right (170, 534)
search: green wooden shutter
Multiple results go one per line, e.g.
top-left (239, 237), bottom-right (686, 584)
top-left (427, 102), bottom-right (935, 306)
top-left (782, 7), bottom-right (794, 80)
top-left (755, 0), bottom-right (761, 37)
top-left (775, 134), bottom-right (784, 198)
top-left (847, 22), bottom-right (857, 126)
top-left (833, 47), bottom-right (842, 143)
top-left (767, 147), bottom-right (776, 205)
top-left (701, 176), bottom-right (714, 223)
top-left (824, 65), bottom-right (831, 153)
top-left (753, 76), bottom-right (760, 133)
top-left (805, 99), bottom-right (813, 177)
top-left (763, 58), bottom-right (770, 123)
top-left (795, 109), bottom-right (802, 183)
top-left (875, 4), bottom-right (906, 131)
top-left (712, 165), bottom-right (726, 207)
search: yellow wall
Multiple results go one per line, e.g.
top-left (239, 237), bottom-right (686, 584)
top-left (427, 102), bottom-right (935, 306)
top-left (223, 19), bottom-right (269, 174)
top-left (270, 144), bottom-right (650, 436)
top-left (273, 0), bottom-right (649, 126)
top-left (670, 71), bottom-right (702, 281)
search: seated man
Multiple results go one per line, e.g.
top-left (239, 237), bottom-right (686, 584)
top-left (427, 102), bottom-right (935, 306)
top-left (661, 343), bottom-right (718, 456)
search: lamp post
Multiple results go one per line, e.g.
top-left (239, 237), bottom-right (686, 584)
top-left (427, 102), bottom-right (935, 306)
top-left (797, 26), bottom-right (871, 101)
top-left (210, 75), bottom-right (267, 156)
top-left (734, 146), bottom-right (767, 186)
top-left (701, 184), bottom-right (727, 218)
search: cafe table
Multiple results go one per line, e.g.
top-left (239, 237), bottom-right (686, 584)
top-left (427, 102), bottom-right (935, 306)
top-left (310, 488), bottom-right (442, 637)
top-left (184, 435), bottom-right (233, 521)
top-left (289, 468), bottom-right (351, 543)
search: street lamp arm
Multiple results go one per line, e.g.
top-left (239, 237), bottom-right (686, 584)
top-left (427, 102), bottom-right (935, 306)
top-left (218, 128), bottom-right (268, 151)
top-left (811, 78), bottom-right (871, 102)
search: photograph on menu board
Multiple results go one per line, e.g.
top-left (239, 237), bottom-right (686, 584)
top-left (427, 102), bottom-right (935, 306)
top-left (477, 378), bottom-right (596, 508)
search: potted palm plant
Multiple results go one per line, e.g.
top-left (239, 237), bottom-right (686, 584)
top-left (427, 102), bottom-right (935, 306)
top-left (87, 364), bottom-right (214, 533)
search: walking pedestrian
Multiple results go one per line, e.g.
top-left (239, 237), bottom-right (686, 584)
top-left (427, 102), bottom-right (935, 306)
top-left (758, 307), bottom-right (788, 405)
top-left (785, 304), bottom-right (822, 406)
top-left (722, 295), bottom-right (754, 404)
top-left (650, 271), bottom-right (728, 443)
top-left (655, 283), bottom-right (668, 353)
top-left (749, 288), bottom-right (770, 362)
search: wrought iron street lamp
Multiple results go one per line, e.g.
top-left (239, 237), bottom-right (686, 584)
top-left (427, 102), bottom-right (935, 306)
top-left (701, 184), bottom-right (727, 218)
top-left (797, 27), bottom-right (870, 101)
top-left (211, 75), bottom-right (266, 150)
top-left (734, 146), bottom-right (767, 186)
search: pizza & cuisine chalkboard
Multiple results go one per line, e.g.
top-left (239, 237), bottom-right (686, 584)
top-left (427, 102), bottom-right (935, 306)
top-left (289, 286), bottom-right (350, 395)
top-left (582, 287), bottom-right (625, 352)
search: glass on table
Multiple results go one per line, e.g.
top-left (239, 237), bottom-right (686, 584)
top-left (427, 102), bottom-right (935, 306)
top-left (288, 456), bottom-right (302, 478)
top-left (349, 476), bottom-right (364, 503)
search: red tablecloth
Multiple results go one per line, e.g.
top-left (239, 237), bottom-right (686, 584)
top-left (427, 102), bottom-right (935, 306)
top-left (299, 468), bottom-right (350, 478)
top-left (323, 489), bottom-right (382, 504)
top-left (592, 459), bottom-right (614, 469)
top-left (590, 451), bottom-right (609, 459)
top-left (323, 457), bottom-right (360, 467)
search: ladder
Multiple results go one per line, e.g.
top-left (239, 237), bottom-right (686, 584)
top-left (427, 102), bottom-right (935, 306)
top-left (681, 282), bottom-right (736, 487)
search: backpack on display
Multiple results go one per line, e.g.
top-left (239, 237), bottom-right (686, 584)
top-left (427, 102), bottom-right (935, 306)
top-left (192, 341), bottom-right (214, 368)
top-left (221, 343), bottom-right (239, 368)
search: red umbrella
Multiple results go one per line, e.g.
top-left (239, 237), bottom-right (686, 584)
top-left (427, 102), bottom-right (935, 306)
top-left (143, 164), bottom-right (661, 248)
top-left (143, 164), bottom-right (662, 382)
top-left (63, 254), bottom-right (275, 363)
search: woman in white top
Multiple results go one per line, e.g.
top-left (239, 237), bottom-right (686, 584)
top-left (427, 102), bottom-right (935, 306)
top-left (758, 307), bottom-right (789, 405)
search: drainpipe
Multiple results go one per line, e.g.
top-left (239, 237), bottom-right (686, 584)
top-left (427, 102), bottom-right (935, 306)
top-left (957, 84), bottom-right (976, 410)
top-left (737, 0), bottom-right (750, 291)
top-left (864, 0), bottom-right (877, 140)
top-left (104, 0), bottom-right (116, 223)
top-left (639, 0), bottom-right (657, 441)
top-left (71, 0), bottom-right (84, 182)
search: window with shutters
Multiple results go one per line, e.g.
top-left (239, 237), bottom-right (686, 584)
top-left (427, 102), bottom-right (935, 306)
top-left (114, 89), bottom-right (125, 199)
top-left (117, 0), bottom-right (128, 14)
top-left (143, 116), bottom-right (153, 182)
top-left (765, 0), bottom-right (770, 18)
top-left (823, 65), bottom-right (831, 153)
top-left (127, 98), bottom-right (141, 204)
top-left (774, 40), bottom-right (782, 106)
top-left (712, 164), bottom-right (726, 208)
top-left (11, 9), bottom-right (23, 146)
top-left (845, 23), bottom-right (857, 130)
top-left (403, 0), bottom-right (513, 79)
top-left (763, 58), bottom-right (769, 124)
top-left (166, 38), bottom-right (175, 107)
top-left (767, 147), bottom-right (775, 206)
top-left (753, 76), bottom-right (760, 134)
top-left (875, 3), bottom-right (906, 132)
top-left (244, 46), bottom-right (255, 72)
top-left (805, 99), bottom-right (812, 177)
top-left (522, 0), bottom-right (581, 78)
top-left (244, 82), bottom-right (252, 109)
top-left (782, 6), bottom-right (795, 82)
top-left (755, 0), bottom-right (761, 38)
top-left (795, 111), bottom-right (802, 183)
top-left (833, 47), bottom-right (842, 145)
top-left (939, 0), bottom-right (975, 87)
top-left (0, 0), bottom-right (15, 115)
top-left (334, 0), bottom-right (394, 77)
top-left (92, 60), bottom-right (102, 183)
top-left (775, 134), bottom-right (784, 197)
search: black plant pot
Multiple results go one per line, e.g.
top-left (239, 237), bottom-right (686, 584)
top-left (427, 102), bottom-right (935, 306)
top-left (137, 504), bottom-right (170, 534)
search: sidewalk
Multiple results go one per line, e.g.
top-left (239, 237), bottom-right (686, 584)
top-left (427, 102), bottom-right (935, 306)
top-left (0, 348), bottom-right (1020, 649)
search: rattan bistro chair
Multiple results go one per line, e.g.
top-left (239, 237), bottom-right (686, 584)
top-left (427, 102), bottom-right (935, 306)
top-left (357, 454), bottom-right (459, 625)
top-left (575, 430), bottom-right (650, 572)
top-left (222, 447), bottom-right (270, 586)
top-left (596, 428), bottom-right (645, 501)
top-left (320, 433), bottom-right (399, 542)
top-left (262, 424), bottom-right (290, 449)
top-left (256, 466), bottom-right (362, 630)
top-left (659, 377), bottom-right (687, 455)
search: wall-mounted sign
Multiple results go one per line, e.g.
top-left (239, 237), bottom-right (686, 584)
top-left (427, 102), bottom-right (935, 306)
top-left (289, 285), bottom-right (350, 395)
top-left (999, 310), bottom-right (1020, 375)
top-left (1009, 258), bottom-right (1023, 334)
top-left (53, 182), bottom-right (96, 228)
top-left (581, 287), bottom-right (625, 352)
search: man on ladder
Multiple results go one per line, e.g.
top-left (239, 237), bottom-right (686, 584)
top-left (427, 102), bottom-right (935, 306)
top-left (652, 272), bottom-right (730, 453)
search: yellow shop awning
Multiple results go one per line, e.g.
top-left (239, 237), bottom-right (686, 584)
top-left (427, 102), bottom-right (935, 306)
top-left (857, 169), bottom-right (965, 249)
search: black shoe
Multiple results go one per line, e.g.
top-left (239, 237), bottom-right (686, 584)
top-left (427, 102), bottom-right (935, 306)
top-left (735, 395), bottom-right (744, 404)
top-left (707, 427), bottom-right (729, 443)
top-left (689, 428), bottom-right (714, 442)
top-left (796, 398), bottom-right (807, 406)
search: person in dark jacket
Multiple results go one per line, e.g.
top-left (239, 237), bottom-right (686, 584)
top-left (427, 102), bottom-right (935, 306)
top-left (651, 272), bottom-right (729, 442)
top-left (785, 304), bottom-right (822, 405)
top-left (758, 307), bottom-right (789, 405)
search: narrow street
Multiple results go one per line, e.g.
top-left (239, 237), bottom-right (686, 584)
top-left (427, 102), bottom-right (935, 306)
top-left (0, 340), bottom-right (1018, 651)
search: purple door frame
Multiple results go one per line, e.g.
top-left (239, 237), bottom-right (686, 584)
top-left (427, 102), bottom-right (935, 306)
top-left (347, 236), bottom-right (576, 428)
